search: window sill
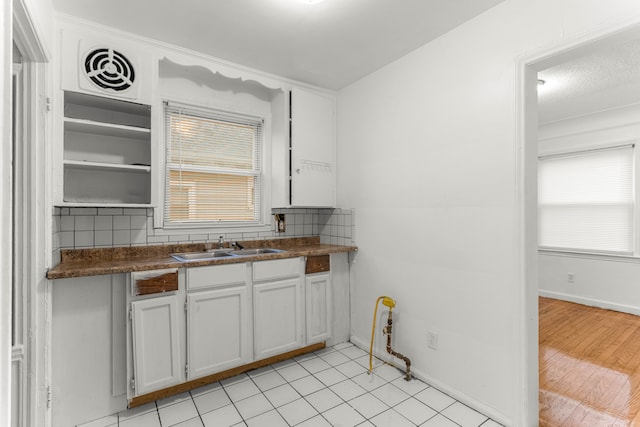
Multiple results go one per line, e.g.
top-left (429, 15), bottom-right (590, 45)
top-left (538, 248), bottom-right (640, 263)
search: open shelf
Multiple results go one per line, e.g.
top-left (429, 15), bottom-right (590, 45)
top-left (64, 160), bottom-right (151, 173)
top-left (62, 91), bottom-right (152, 206)
top-left (64, 91), bottom-right (151, 127)
top-left (63, 166), bottom-right (151, 205)
top-left (64, 117), bottom-right (151, 139)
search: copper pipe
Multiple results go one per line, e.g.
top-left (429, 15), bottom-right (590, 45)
top-left (385, 311), bottom-right (412, 381)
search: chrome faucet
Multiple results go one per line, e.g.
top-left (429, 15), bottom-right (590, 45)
top-left (218, 236), bottom-right (224, 249)
top-left (232, 241), bottom-right (244, 250)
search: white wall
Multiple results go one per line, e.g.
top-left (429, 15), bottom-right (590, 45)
top-left (538, 104), bottom-right (640, 314)
top-left (336, 1), bottom-right (640, 424)
top-left (539, 253), bottom-right (640, 314)
top-left (20, 0), bottom-right (54, 55)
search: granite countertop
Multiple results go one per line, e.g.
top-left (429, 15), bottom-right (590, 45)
top-left (47, 236), bottom-right (357, 279)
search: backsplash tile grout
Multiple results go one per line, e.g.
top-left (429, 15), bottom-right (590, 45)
top-left (51, 207), bottom-right (355, 265)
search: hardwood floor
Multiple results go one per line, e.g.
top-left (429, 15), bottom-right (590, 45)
top-left (539, 297), bottom-right (640, 426)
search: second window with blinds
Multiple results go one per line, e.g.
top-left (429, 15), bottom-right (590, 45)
top-left (163, 102), bottom-right (264, 228)
top-left (538, 144), bottom-right (635, 255)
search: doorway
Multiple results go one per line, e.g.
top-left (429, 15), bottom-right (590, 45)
top-left (521, 21), bottom-right (640, 427)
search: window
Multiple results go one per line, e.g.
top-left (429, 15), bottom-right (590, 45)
top-left (164, 102), bottom-right (263, 227)
top-left (538, 145), bottom-right (634, 254)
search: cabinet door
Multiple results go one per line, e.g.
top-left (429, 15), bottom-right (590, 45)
top-left (253, 278), bottom-right (304, 359)
top-left (130, 295), bottom-right (182, 395)
top-left (290, 88), bottom-right (335, 207)
top-left (187, 286), bottom-right (250, 379)
top-left (305, 273), bottom-right (332, 344)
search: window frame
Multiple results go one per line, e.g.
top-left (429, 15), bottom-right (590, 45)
top-left (154, 98), bottom-right (272, 233)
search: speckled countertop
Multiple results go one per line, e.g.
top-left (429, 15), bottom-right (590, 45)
top-left (47, 236), bottom-right (357, 280)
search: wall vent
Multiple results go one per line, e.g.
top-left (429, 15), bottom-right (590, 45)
top-left (61, 29), bottom-right (153, 103)
top-left (83, 48), bottom-right (135, 92)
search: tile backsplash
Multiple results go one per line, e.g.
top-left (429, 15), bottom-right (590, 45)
top-left (52, 207), bottom-right (355, 265)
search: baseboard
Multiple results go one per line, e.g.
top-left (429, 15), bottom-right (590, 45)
top-left (538, 289), bottom-right (640, 316)
top-left (348, 336), bottom-right (511, 427)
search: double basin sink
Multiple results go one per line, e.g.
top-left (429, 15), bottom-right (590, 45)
top-left (171, 248), bottom-right (285, 262)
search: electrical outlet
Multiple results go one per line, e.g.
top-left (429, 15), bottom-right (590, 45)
top-left (568, 273), bottom-right (575, 283)
top-left (427, 332), bottom-right (438, 350)
top-left (274, 214), bottom-right (285, 232)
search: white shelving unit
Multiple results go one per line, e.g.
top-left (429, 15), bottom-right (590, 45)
top-left (61, 91), bottom-right (152, 206)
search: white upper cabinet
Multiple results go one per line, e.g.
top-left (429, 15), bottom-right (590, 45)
top-left (288, 88), bottom-right (336, 207)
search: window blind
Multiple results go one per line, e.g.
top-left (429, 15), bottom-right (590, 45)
top-left (538, 145), bottom-right (634, 254)
top-left (164, 102), bottom-right (263, 226)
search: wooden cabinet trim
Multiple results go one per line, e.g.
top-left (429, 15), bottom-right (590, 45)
top-left (134, 271), bottom-right (179, 296)
top-left (305, 255), bottom-right (330, 275)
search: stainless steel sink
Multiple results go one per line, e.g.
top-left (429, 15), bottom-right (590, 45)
top-left (171, 248), bottom-right (285, 262)
top-left (171, 251), bottom-right (235, 262)
top-left (228, 248), bottom-right (285, 256)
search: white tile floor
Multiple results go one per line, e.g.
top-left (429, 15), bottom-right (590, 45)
top-left (78, 343), bottom-right (503, 427)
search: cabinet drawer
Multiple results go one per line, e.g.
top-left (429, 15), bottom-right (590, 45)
top-left (305, 255), bottom-right (330, 274)
top-left (253, 257), bottom-right (302, 282)
top-left (187, 263), bottom-right (247, 290)
top-left (131, 269), bottom-right (179, 296)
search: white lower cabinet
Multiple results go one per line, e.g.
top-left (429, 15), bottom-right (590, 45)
top-left (305, 273), bottom-right (332, 345)
top-left (187, 285), bottom-right (251, 378)
top-left (253, 257), bottom-right (305, 360)
top-left (127, 256), bottom-right (332, 400)
top-left (253, 278), bottom-right (304, 359)
top-left (127, 269), bottom-right (185, 399)
top-left (130, 294), bottom-right (183, 396)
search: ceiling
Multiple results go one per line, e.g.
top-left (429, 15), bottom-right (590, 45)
top-left (52, 0), bottom-right (639, 121)
top-left (52, 0), bottom-right (507, 90)
top-left (538, 36), bottom-right (640, 124)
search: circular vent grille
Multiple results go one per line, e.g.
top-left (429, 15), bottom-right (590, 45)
top-left (84, 48), bottom-right (135, 92)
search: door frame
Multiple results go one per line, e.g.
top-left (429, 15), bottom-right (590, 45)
top-left (9, 3), bottom-right (50, 427)
top-left (515, 17), bottom-right (640, 427)
top-left (1, 1), bottom-right (13, 424)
